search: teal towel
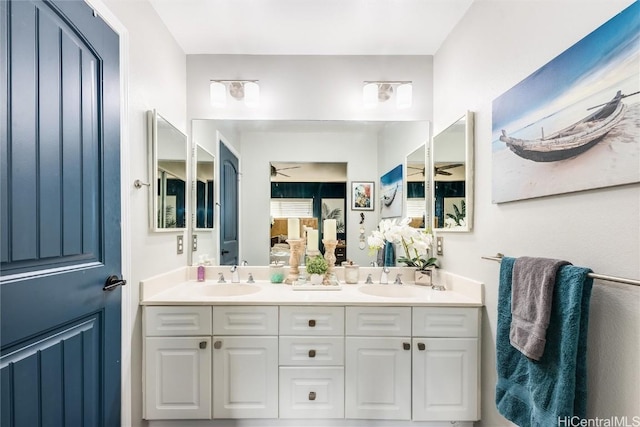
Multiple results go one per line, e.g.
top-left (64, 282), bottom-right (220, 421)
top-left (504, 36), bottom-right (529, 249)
top-left (496, 257), bottom-right (593, 426)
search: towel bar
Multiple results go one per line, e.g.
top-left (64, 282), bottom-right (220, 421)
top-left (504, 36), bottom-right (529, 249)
top-left (482, 254), bottom-right (640, 287)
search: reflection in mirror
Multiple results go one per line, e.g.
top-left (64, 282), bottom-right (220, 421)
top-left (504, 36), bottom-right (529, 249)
top-left (148, 110), bottom-right (188, 231)
top-left (432, 111), bottom-right (474, 231)
top-left (270, 162), bottom-right (347, 265)
top-left (406, 145), bottom-right (426, 228)
top-left (195, 146), bottom-right (215, 229)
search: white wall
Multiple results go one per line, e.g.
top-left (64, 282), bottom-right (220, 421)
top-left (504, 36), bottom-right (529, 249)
top-left (433, 1), bottom-right (639, 425)
top-left (101, 1), bottom-right (187, 425)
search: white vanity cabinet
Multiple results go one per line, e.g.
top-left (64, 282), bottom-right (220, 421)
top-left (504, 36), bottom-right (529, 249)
top-left (278, 306), bottom-right (345, 419)
top-left (211, 306), bottom-right (279, 419)
top-left (345, 307), bottom-right (413, 420)
top-left (142, 301), bottom-right (481, 425)
top-left (412, 307), bottom-right (480, 421)
top-left (143, 306), bottom-right (213, 420)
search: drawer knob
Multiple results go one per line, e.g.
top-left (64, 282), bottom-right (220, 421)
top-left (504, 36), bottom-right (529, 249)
top-left (214, 340), bottom-right (222, 349)
top-left (418, 342), bottom-right (426, 351)
top-left (403, 342), bottom-right (410, 350)
top-left (308, 319), bottom-right (316, 327)
top-left (309, 391), bottom-right (316, 401)
top-left (308, 349), bottom-right (316, 358)
top-left (199, 341), bottom-right (207, 349)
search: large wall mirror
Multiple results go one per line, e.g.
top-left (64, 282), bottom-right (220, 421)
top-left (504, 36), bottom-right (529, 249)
top-left (194, 145), bottom-right (215, 229)
top-left (190, 119), bottom-right (430, 266)
top-left (148, 110), bottom-right (188, 231)
top-left (432, 111), bottom-right (474, 232)
top-left (406, 145), bottom-right (427, 229)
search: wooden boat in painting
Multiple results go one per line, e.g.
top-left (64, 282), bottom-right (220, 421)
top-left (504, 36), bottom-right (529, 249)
top-left (499, 91), bottom-right (628, 162)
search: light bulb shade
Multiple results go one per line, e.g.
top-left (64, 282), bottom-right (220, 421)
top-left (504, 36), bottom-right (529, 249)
top-left (244, 81), bottom-right (260, 107)
top-left (210, 81), bottom-right (226, 107)
top-left (396, 83), bottom-right (412, 109)
top-left (363, 83), bottom-right (378, 108)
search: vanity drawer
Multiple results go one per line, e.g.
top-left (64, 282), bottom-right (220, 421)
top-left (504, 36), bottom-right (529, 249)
top-left (212, 306), bottom-right (278, 335)
top-left (346, 306), bottom-right (411, 336)
top-left (279, 306), bottom-right (344, 336)
top-left (145, 306), bottom-right (212, 336)
top-left (412, 307), bottom-right (479, 337)
top-left (279, 367), bottom-right (344, 419)
top-left (279, 337), bottom-right (344, 366)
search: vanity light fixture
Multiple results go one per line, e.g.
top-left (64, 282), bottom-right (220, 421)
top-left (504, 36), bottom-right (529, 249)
top-left (362, 81), bottom-right (412, 109)
top-left (210, 80), bottom-right (260, 107)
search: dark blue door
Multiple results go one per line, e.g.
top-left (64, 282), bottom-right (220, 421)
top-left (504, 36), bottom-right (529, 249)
top-left (0, 1), bottom-right (121, 426)
top-left (219, 142), bottom-right (239, 265)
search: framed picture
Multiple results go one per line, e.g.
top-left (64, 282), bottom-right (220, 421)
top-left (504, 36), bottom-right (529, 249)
top-left (380, 165), bottom-right (403, 218)
top-left (351, 181), bottom-right (375, 211)
top-left (491, 2), bottom-right (639, 203)
top-left (321, 198), bottom-right (345, 233)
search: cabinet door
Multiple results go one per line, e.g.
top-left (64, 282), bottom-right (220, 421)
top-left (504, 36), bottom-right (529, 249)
top-left (412, 338), bottom-right (479, 421)
top-left (212, 336), bottom-right (278, 418)
top-left (144, 337), bottom-right (211, 420)
top-left (345, 337), bottom-right (411, 420)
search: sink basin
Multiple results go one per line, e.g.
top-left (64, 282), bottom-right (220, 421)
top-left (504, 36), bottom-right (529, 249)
top-left (358, 284), bottom-right (423, 298)
top-left (186, 284), bottom-right (261, 297)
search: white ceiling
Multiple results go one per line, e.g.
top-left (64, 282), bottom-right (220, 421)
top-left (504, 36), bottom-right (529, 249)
top-left (149, 0), bottom-right (475, 55)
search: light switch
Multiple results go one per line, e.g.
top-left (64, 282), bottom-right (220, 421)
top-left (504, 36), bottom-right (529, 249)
top-left (177, 235), bottom-right (184, 254)
top-left (436, 236), bottom-right (443, 255)
top-left (192, 234), bottom-right (198, 251)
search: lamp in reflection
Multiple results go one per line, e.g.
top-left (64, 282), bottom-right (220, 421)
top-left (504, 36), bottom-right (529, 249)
top-left (210, 80), bottom-right (260, 107)
top-left (362, 81), bottom-right (412, 109)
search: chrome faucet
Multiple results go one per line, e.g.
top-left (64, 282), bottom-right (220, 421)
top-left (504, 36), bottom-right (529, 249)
top-left (394, 274), bottom-right (403, 285)
top-left (230, 265), bottom-right (239, 283)
top-left (380, 267), bottom-right (390, 284)
top-left (370, 261), bottom-right (379, 267)
top-left (241, 260), bottom-right (248, 266)
top-left (365, 273), bottom-right (373, 284)
top-left (218, 272), bottom-right (226, 283)
top-left (247, 273), bottom-right (255, 283)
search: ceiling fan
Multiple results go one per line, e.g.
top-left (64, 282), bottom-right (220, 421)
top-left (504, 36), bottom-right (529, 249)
top-left (407, 166), bottom-right (425, 177)
top-left (270, 163), bottom-right (301, 178)
top-left (434, 163), bottom-right (464, 176)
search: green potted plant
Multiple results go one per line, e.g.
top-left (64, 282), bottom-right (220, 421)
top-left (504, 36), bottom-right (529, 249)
top-left (305, 255), bottom-right (328, 285)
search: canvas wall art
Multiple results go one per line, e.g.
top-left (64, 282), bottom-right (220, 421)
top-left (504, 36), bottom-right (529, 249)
top-left (351, 181), bottom-right (375, 211)
top-left (491, 2), bottom-right (640, 203)
top-left (380, 164), bottom-right (403, 218)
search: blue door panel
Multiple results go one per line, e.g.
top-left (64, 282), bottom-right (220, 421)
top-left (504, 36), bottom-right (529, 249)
top-left (0, 316), bottom-right (100, 427)
top-left (219, 142), bottom-right (239, 265)
top-left (3, 0), bottom-right (103, 274)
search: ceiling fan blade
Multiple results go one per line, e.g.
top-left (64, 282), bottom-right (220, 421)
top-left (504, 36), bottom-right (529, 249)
top-left (438, 163), bottom-right (464, 171)
top-left (437, 170), bottom-right (452, 176)
top-left (277, 166), bottom-right (301, 171)
top-left (278, 172), bottom-right (291, 177)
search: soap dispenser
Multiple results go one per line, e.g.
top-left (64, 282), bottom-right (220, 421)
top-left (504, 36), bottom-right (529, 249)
top-left (197, 255), bottom-right (206, 282)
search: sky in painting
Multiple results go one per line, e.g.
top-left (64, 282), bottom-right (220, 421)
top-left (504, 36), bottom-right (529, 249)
top-left (492, 1), bottom-right (640, 142)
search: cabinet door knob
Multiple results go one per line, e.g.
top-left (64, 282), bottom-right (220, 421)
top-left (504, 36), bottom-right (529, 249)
top-left (403, 342), bottom-right (410, 351)
top-left (418, 342), bottom-right (426, 351)
top-left (308, 349), bottom-right (316, 358)
top-left (308, 319), bottom-right (316, 327)
top-left (214, 340), bottom-right (222, 349)
top-left (199, 341), bottom-right (207, 349)
top-left (308, 391), bottom-right (316, 401)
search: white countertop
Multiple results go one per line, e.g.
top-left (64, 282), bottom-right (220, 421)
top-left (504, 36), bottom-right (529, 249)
top-left (140, 266), bottom-right (484, 307)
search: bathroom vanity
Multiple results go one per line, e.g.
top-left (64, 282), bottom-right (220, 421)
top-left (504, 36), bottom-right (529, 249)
top-left (140, 266), bottom-right (483, 426)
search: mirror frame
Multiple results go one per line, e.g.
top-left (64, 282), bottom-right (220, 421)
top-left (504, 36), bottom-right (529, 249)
top-left (148, 109), bottom-right (188, 232)
top-left (431, 111), bottom-right (474, 232)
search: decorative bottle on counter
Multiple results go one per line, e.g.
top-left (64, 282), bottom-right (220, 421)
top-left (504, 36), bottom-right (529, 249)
top-left (197, 256), bottom-right (206, 282)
